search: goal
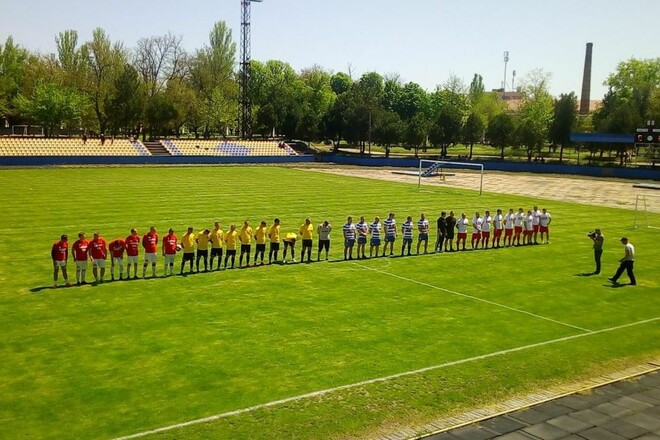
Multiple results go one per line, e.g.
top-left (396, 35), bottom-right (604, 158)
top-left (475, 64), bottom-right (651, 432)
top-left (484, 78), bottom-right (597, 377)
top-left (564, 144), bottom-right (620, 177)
top-left (633, 193), bottom-right (660, 229)
top-left (418, 159), bottom-right (484, 195)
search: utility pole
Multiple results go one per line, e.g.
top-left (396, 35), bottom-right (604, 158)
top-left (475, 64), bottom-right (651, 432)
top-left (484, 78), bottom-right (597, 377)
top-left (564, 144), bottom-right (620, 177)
top-left (239, 0), bottom-right (262, 139)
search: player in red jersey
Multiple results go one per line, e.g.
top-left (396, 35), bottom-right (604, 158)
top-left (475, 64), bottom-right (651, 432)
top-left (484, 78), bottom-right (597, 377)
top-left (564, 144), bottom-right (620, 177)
top-left (162, 228), bottom-right (178, 276)
top-left (142, 226), bottom-right (158, 278)
top-left (51, 234), bottom-right (71, 288)
top-left (125, 228), bottom-right (140, 279)
top-left (89, 232), bottom-right (108, 283)
top-left (109, 237), bottom-right (126, 281)
top-left (72, 232), bottom-right (90, 285)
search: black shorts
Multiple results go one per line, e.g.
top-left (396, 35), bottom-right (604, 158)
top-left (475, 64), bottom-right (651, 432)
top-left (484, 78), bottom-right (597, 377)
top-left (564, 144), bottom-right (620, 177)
top-left (302, 239), bottom-right (313, 248)
top-left (256, 244), bottom-right (266, 252)
top-left (270, 242), bottom-right (280, 251)
top-left (284, 241), bottom-right (295, 249)
top-left (211, 248), bottom-right (223, 258)
top-left (318, 239), bottom-right (330, 251)
top-left (197, 249), bottom-right (208, 257)
top-left (182, 252), bottom-right (194, 262)
top-left (240, 244), bottom-right (251, 253)
top-left (226, 249), bottom-right (236, 257)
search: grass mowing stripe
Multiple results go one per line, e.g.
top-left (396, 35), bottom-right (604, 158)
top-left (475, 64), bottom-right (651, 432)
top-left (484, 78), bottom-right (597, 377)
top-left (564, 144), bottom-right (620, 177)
top-left (352, 262), bottom-right (593, 333)
top-left (112, 315), bottom-right (660, 440)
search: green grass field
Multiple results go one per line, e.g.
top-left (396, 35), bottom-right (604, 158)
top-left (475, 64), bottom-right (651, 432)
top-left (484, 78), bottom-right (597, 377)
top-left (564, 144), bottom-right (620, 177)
top-left (1, 165), bottom-right (658, 440)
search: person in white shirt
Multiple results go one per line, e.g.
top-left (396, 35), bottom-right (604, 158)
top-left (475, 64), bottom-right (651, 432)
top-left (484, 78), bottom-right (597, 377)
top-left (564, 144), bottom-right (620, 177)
top-left (532, 205), bottom-right (541, 244)
top-left (471, 212), bottom-right (483, 250)
top-left (539, 208), bottom-right (552, 244)
top-left (492, 209), bottom-right (504, 248)
top-left (382, 212), bottom-right (397, 257)
top-left (523, 209), bottom-right (534, 245)
top-left (342, 216), bottom-right (357, 261)
top-left (317, 220), bottom-right (332, 261)
top-left (609, 237), bottom-right (636, 285)
top-left (482, 210), bottom-right (493, 249)
top-left (456, 212), bottom-right (469, 251)
top-left (369, 216), bottom-right (382, 258)
top-left (504, 208), bottom-right (515, 247)
top-left (416, 213), bottom-right (430, 254)
top-left (514, 208), bottom-right (525, 245)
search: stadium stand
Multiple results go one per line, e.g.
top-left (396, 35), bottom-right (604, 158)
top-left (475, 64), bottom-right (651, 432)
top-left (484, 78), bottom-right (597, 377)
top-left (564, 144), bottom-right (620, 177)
top-left (0, 137), bottom-right (150, 156)
top-left (163, 139), bottom-right (298, 156)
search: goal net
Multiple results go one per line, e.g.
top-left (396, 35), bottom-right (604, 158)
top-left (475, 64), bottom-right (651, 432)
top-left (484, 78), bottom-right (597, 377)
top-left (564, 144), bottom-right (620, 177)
top-left (633, 193), bottom-right (660, 230)
top-left (418, 159), bottom-right (484, 195)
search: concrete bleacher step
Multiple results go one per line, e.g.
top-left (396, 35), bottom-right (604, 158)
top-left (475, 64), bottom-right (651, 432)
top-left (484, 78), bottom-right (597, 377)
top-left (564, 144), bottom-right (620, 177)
top-left (142, 141), bottom-right (171, 156)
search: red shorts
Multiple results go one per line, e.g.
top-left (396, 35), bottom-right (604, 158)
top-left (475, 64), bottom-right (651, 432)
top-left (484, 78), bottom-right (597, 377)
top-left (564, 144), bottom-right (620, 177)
top-left (504, 229), bottom-right (513, 237)
top-left (539, 225), bottom-right (549, 233)
top-left (457, 232), bottom-right (467, 240)
top-left (494, 229), bottom-right (503, 238)
top-left (514, 226), bottom-right (523, 234)
top-left (533, 225), bottom-right (540, 232)
top-left (523, 230), bottom-right (533, 236)
top-left (481, 231), bottom-right (491, 238)
top-left (471, 232), bottom-right (481, 240)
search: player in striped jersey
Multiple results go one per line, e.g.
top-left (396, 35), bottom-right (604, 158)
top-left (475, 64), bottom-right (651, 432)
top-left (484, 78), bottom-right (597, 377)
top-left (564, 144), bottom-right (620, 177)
top-left (342, 216), bottom-right (356, 261)
top-left (416, 213), bottom-right (430, 254)
top-left (382, 212), bottom-right (397, 257)
top-left (369, 216), bottom-right (382, 258)
top-left (401, 215), bottom-right (414, 256)
top-left (356, 216), bottom-right (369, 259)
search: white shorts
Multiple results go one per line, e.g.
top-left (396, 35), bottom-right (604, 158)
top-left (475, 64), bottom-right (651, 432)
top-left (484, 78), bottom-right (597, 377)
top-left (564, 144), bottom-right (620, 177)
top-left (53, 260), bottom-right (67, 268)
top-left (112, 257), bottom-right (124, 265)
top-left (75, 260), bottom-right (88, 270)
top-left (144, 253), bottom-right (157, 264)
top-left (92, 259), bottom-right (106, 268)
top-left (127, 255), bottom-right (138, 264)
top-left (164, 254), bottom-right (176, 265)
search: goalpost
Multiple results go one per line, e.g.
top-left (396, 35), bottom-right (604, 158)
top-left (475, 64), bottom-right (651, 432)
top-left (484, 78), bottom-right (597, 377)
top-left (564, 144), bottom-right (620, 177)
top-left (633, 193), bottom-right (660, 229)
top-left (418, 159), bottom-right (484, 195)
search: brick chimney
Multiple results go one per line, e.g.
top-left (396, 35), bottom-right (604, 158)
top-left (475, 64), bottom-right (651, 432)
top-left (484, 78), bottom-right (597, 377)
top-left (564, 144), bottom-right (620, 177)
top-left (579, 43), bottom-right (593, 114)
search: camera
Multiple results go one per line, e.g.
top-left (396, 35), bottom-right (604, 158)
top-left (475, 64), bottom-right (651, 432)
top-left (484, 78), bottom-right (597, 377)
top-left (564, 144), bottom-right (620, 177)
top-left (587, 231), bottom-right (596, 238)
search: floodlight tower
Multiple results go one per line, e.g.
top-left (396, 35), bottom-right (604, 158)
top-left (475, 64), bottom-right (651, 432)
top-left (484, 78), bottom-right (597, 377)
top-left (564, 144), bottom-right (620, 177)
top-left (502, 51), bottom-right (510, 93)
top-left (240, 0), bottom-right (262, 139)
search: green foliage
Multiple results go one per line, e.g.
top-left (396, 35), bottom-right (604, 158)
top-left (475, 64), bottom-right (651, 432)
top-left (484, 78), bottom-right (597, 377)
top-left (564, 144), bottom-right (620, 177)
top-left (104, 64), bottom-right (145, 135)
top-left (550, 92), bottom-right (578, 162)
top-left (486, 113), bottom-right (515, 159)
top-left (517, 69), bottom-right (554, 161)
top-left (0, 36), bottom-right (28, 120)
top-left (462, 112), bottom-right (484, 159)
top-left (15, 81), bottom-right (88, 135)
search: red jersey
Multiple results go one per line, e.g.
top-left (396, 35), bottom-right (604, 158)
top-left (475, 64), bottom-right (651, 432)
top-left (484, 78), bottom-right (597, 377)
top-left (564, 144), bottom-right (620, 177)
top-left (89, 237), bottom-right (107, 260)
top-left (125, 234), bottom-right (140, 256)
top-left (109, 239), bottom-right (126, 258)
top-left (163, 233), bottom-right (178, 255)
top-left (72, 239), bottom-right (90, 261)
top-left (51, 240), bottom-right (68, 261)
top-left (142, 232), bottom-right (158, 253)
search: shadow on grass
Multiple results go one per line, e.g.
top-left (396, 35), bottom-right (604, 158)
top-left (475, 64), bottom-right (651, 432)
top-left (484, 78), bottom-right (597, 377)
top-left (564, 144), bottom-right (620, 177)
top-left (606, 283), bottom-right (629, 288)
top-left (575, 272), bottom-right (598, 277)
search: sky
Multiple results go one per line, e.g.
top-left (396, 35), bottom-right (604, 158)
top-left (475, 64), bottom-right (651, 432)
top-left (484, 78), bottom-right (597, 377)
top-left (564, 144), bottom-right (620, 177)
top-left (1, 0), bottom-right (658, 99)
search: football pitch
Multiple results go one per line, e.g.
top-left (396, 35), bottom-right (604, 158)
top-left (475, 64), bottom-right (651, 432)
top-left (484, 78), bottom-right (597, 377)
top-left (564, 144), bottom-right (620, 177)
top-left (1, 165), bottom-right (658, 440)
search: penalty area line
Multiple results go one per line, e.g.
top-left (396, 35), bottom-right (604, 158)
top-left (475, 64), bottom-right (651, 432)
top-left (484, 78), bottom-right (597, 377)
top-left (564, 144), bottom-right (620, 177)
top-left (111, 316), bottom-right (660, 440)
top-left (352, 262), bottom-right (592, 333)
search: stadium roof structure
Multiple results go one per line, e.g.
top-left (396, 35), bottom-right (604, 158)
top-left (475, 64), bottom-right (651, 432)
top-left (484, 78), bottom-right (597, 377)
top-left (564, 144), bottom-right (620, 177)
top-left (570, 133), bottom-right (634, 144)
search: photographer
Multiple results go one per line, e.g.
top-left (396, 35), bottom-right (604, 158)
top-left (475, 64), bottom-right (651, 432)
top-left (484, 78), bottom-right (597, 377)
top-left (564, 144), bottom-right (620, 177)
top-left (589, 229), bottom-right (604, 274)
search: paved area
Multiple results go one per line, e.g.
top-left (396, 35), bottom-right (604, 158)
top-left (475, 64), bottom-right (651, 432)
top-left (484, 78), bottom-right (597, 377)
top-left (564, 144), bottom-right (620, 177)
top-left (424, 370), bottom-right (660, 440)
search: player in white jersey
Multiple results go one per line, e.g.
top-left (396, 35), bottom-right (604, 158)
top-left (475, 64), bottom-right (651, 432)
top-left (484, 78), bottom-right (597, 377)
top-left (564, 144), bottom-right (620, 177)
top-left (342, 216), bottom-right (356, 260)
top-left (369, 216), bottom-right (382, 257)
top-left (456, 212), bottom-right (469, 251)
top-left (523, 209), bottom-right (534, 245)
top-left (504, 208), bottom-right (515, 246)
top-left (382, 212), bottom-right (397, 257)
top-left (492, 209), bottom-right (504, 248)
top-left (481, 210), bottom-right (493, 249)
top-left (355, 216), bottom-right (369, 259)
top-left (416, 213), bottom-right (430, 254)
top-left (539, 208), bottom-right (552, 244)
top-left (514, 208), bottom-right (524, 245)
top-left (401, 216), bottom-right (414, 256)
top-left (471, 212), bottom-right (483, 250)
top-left (532, 205), bottom-right (541, 244)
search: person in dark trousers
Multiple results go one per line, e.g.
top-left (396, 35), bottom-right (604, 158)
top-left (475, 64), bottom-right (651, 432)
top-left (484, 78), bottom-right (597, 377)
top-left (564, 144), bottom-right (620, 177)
top-left (590, 229), bottom-right (604, 274)
top-left (444, 211), bottom-right (456, 251)
top-left (609, 237), bottom-right (636, 285)
top-left (435, 211), bottom-right (446, 252)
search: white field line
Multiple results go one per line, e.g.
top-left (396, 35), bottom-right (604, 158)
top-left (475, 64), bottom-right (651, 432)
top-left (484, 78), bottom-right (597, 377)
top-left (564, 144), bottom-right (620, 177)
top-left (353, 262), bottom-right (593, 333)
top-left (111, 316), bottom-right (660, 440)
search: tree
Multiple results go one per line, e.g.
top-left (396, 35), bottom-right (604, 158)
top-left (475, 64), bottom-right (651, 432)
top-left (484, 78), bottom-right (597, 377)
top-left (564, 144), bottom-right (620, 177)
top-left (549, 92), bottom-right (578, 162)
top-left (429, 106), bottom-right (462, 157)
top-left (517, 69), bottom-right (554, 161)
top-left (330, 72), bottom-right (351, 96)
top-left (462, 112), bottom-right (484, 159)
top-left (15, 82), bottom-right (88, 136)
top-left (144, 91), bottom-right (177, 137)
top-left (468, 73), bottom-right (485, 105)
top-left (134, 32), bottom-right (187, 98)
top-left (404, 113), bottom-right (429, 158)
top-left (0, 36), bottom-right (28, 124)
top-left (373, 110), bottom-right (404, 157)
top-left (298, 65), bottom-right (335, 141)
top-left (486, 113), bottom-right (515, 159)
top-left (104, 63), bottom-right (145, 135)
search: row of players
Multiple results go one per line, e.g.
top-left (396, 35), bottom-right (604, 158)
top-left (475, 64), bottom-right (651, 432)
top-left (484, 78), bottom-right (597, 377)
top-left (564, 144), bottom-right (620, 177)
top-left (49, 206), bottom-right (551, 287)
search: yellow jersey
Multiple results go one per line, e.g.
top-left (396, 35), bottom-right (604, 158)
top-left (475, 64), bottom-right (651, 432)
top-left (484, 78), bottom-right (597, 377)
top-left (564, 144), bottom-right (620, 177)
top-left (225, 230), bottom-right (239, 250)
top-left (181, 233), bottom-right (196, 253)
top-left (209, 229), bottom-right (224, 248)
top-left (239, 226), bottom-right (253, 244)
top-left (299, 223), bottom-right (314, 240)
top-left (268, 224), bottom-right (281, 243)
top-left (197, 232), bottom-right (210, 250)
top-left (255, 226), bottom-right (268, 244)
top-left (283, 232), bottom-right (297, 243)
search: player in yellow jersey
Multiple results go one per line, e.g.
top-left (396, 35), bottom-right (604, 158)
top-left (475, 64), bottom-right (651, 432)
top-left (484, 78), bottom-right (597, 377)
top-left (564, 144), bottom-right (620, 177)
top-left (179, 226), bottom-right (196, 274)
top-left (268, 218), bottom-right (281, 264)
top-left (224, 224), bottom-right (239, 269)
top-left (209, 222), bottom-right (224, 271)
top-left (238, 220), bottom-right (254, 268)
top-left (299, 218), bottom-right (314, 263)
top-left (283, 232), bottom-right (297, 263)
top-left (253, 221), bottom-right (268, 266)
top-left (196, 228), bottom-right (210, 272)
